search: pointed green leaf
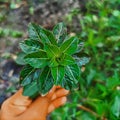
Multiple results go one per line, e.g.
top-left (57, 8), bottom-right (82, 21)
top-left (23, 81), bottom-right (39, 99)
top-left (20, 65), bottom-right (35, 85)
top-left (65, 64), bottom-right (80, 84)
top-left (24, 50), bottom-right (49, 68)
top-left (19, 39), bottom-right (43, 53)
top-left (28, 23), bottom-right (41, 41)
top-left (40, 28), bottom-right (57, 45)
top-left (60, 36), bottom-right (78, 55)
top-left (53, 22), bottom-right (67, 44)
top-left (28, 23), bottom-right (57, 45)
top-left (44, 43), bottom-right (61, 58)
top-left (37, 67), bottom-right (54, 95)
top-left (15, 52), bottom-right (26, 65)
top-left (51, 66), bottom-right (65, 85)
top-left (60, 74), bottom-right (78, 90)
top-left (49, 58), bottom-right (59, 67)
top-left (60, 53), bottom-right (76, 66)
top-left (20, 65), bottom-right (41, 87)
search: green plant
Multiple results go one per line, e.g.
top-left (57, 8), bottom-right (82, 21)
top-left (19, 22), bottom-right (89, 98)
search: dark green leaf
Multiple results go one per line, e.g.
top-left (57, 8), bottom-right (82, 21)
top-left (19, 39), bottom-right (43, 53)
top-left (60, 74), bottom-right (78, 90)
top-left (51, 66), bottom-right (65, 85)
top-left (60, 53), bottom-right (76, 66)
top-left (24, 50), bottom-right (49, 68)
top-left (65, 64), bottom-right (80, 84)
top-left (23, 81), bottom-right (39, 99)
top-left (20, 65), bottom-right (35, 85)
top-left (28, 23), bottom-right (57, 45)
top-left (60, 36), bottom-right (78, 55)
top-left (44, 43), bottom-right (61, 58)
top-left (37, 67), bottom-right (53, 95)
top-left (53, 22), bottom-right (67, 44)
top-left (28, 23), bottom-right (42, 41)
top-left (15, 52), bottom-right (26, 65)
top-left (20, 65), bottom-right (41, 87)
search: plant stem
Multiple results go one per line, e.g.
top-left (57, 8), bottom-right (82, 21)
top-left (77, 104), bottom-right (99, 117)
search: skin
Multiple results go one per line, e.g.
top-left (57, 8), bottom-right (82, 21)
top-left (0, 86), bottom-right (69, 120)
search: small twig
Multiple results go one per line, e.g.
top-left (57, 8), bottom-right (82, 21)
top-left (77, 104), bottom-right (99, 117)
top-left (77, 104), bottom-right (108, 120)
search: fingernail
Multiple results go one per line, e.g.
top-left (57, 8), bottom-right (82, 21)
top-left (64, 90), bottom-right (69, 94)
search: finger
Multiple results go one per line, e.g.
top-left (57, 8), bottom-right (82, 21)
top-left (9, 88), bottom-right (32, 106)
top-left (48, 96), bottom-right (67, 114)
top-left (46, 86), bottom-right (57, 98)
top-left (51, 88), bottom-right (69, 100)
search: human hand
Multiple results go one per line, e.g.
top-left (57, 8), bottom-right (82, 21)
top-left (0, 86), bottom-right (69, 120)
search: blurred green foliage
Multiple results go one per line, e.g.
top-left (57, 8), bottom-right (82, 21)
top-left (51, 0), bottom-right (120, 120)
top-left (0, 27), bottom-right (23, 38)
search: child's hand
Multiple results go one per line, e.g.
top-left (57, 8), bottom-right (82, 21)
top-left (0, 86), bottom-right (69, 120)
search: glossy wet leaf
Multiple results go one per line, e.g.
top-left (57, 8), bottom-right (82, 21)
top-left (23, 81), bottom-right (39, 99)
top-left (65, 64), bottom-right (80, 84)
top-left (60, 36), bottom-right (78, 55)
top-left (60, 74), bottom-right (78, 90)
top-left (15, 52), bottom-right (26, 65)
top-left (19, 39), bottom-right (43, 53)
top-left (37, 67), bottom-right (53, 95)
top-left (20, 66), bottom-right (41, 87)
top-left (24, 50), bottom-right (49, 68)
top-left (49, 58), bottom-right (59, 67)
top-left (44, 43), bottom-right (61, 58)
top-left (60, 54), bottom-right (76, 66)
top-left (28, 23), bottom-right (42, 41)
top-left (53, 22), bottom-right (67, 44)
top-left (28, 23), bottom-right (57, 45)
top-left (20, 65), bottom-right (35, 85)
top-left (39, 27), bottom-right (57, 45)
top-left (51, 66), bottom-right (65, 85)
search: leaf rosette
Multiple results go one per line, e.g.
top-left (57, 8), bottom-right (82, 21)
top-left (19, 22), bottom-right (90, 98)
